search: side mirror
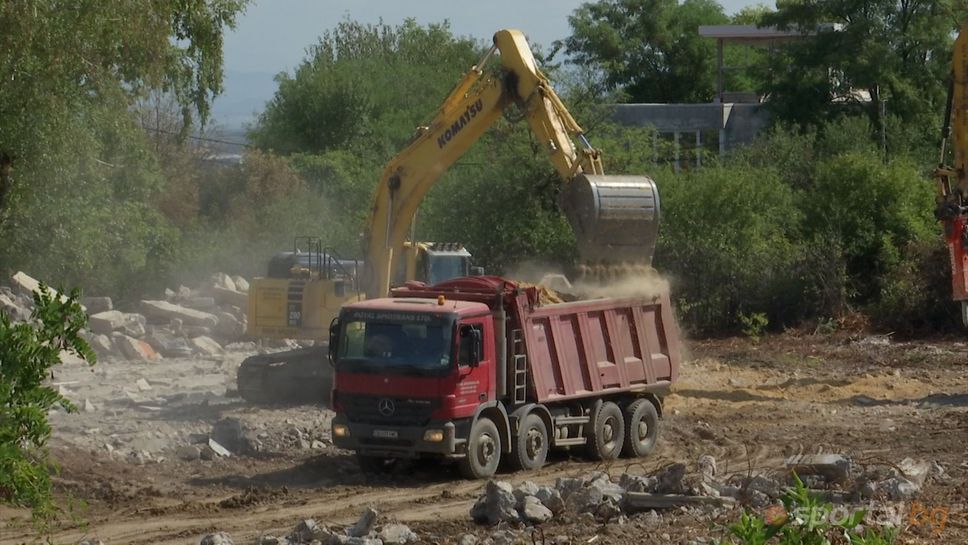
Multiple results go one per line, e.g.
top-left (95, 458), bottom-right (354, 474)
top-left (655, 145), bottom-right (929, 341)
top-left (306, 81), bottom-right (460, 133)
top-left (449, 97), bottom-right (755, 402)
top-left (470, 328), bottom-right (483, 366)
top-left (328, 317), bottom-right (340, 365)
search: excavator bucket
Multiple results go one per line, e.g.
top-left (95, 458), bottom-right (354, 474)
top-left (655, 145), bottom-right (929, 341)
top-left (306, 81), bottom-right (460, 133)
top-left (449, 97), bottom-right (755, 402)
top-left (560, 174), bottom-right (660, 265)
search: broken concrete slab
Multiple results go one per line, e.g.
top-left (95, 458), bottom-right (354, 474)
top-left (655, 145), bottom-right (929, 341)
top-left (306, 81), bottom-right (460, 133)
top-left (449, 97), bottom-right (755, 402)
top-left (379, 523), bottom-right (417, 544)
top-left (200, 532), bottom-right (233, 545)
top-left (214, 311), bottom-right (244, 338)
top-left (785, 454), bottom-right (853, 483)
top-left (111, 333), bottom-right (161, 361)
top-left (622, 492), bottom-right (736, 511)
top-left (232, 275), bottom-right (249, 292)
top-left (346, 506), bottom-right (379, 537)
top-left (211, 285), bottom-right (248, 308)
top-left (11, 271), bottom-right (85, 311)
top-left (88, 310), bottom-right (125, 335)
top-left (144, 330), bottom-right (193, 358)
top-left (208, 438), bottom-right (232, 457)
top-left (191, 335), bottom-right (224, 357)
top-left (520, 495), bottom-right (554, 523)
top-left (141, 300), bottom-right (218, 327)
top-left (211, 272), bottom-right (237, 292)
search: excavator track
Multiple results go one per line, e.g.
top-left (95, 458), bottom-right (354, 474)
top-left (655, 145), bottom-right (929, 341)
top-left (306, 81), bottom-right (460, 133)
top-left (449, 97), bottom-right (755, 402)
top-left (237, 346), bottom-right (332, 405)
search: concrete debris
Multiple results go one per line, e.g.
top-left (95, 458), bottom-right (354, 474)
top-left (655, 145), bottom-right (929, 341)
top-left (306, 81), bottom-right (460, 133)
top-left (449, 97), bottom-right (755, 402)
top-left (457, 534), bottom-right (479, 545)
top-left (470, 481), bottom-right (518, 525)
top-left (785, 453), bottom-right (853, 483)
top-left (520, 495), bottom-right (554, 523)
top-left (211, 417), bottom-right (262, 455)
top-left (208, 438), bottom-right (232, 457)
top-left (0, 289), bottom-right (29, 321)
top-left (83, 399), bottom-right (97, 413)
top-left (346, 507), bottom-right (379, 537)
top-left (176, 445), bottom-right (202, 461)
top-left (289, 519), bottom-right (332, 543)
top-left (82, 296), bottom-right (113, 314)
top-left (214, 310), bottom-right (244, 338)
top-left (378, 523), bottom-right (417, 544)
top-left (211, 272), bottom-right (237, 293)
top-left (77, 538), bottom-right (105, 545)
top-left (111, 333), bottom-right (161, 361)
top-left (11, 271), bottom-right (84, 311)
top-left (144, 330), bottom-right (193, 358)
top-left (211, 285), bottom-right (248, 308)
top-left (200, 532), bottom-right (233, 545)
top-left (141, 300), bottom-right (218, 328)
top-left (470, 455), bottom-right (933, 527)
top-left (136, 378), bottom-right (152, 391)
top-left (88, 310), bottom-right (126, 335)
top-left (191, 335), bottom-right (224, 357)
top-left (232, 275), bottom-right (250, 292)
top-left (184, 296), bottom-right (217, 310)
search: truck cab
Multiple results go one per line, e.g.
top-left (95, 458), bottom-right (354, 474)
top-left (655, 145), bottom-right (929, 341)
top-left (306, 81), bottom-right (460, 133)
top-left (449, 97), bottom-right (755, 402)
top-left (329, 296), bottom-right (495, 465)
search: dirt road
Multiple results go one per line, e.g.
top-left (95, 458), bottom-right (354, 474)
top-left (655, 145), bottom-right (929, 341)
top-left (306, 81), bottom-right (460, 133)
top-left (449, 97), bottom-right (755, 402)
top-left (2, 334), bottom-right (966, 545)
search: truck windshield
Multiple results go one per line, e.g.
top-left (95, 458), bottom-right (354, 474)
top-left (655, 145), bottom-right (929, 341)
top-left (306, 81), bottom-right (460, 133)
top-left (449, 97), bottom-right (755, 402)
top-left (427, 255), bottom-right (467, 285)
top-left (337, 311), bottom-right (454, 375)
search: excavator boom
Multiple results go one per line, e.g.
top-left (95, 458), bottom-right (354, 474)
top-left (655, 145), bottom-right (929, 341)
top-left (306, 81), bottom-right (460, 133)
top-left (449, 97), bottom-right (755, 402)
top-left (363, 29), bottom-right (660, 298)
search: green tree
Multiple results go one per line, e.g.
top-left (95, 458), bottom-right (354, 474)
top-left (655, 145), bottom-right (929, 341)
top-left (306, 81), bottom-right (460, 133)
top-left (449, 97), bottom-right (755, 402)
top-left (0, 286), bottom-right (94, 527)
top-left (0, 1), bottom-right (246, 300)
top-left (563, 0), bottom-right (729, 103)
top-left (250, 19), bottom-right (481, 158)
top-left (758, 0), bottom-right (967, 141)
top-left (0, 0), bottom-right (246, 218)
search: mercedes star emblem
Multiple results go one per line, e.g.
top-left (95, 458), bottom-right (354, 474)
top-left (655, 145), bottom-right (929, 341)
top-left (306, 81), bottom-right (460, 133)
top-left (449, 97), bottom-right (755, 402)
top-left (378, 398), bottom-right (395, 417)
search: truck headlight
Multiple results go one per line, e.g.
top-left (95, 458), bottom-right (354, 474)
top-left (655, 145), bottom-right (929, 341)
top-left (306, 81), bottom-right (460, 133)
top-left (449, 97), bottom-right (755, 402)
top-left (423, 429), bottom-right (445, 442)
top-left (333, 424), bottom-right (350, 438)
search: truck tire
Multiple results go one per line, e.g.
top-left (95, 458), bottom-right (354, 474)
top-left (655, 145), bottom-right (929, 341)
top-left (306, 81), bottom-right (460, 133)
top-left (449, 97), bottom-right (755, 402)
top-left (585, 401), bottom-right (624, 461)
top-left (459, 417), bottom-right (501, 479)
top-left (509, 413), bottom-right (549, 471)
top-left (621, 398), bottom-right (659, 458)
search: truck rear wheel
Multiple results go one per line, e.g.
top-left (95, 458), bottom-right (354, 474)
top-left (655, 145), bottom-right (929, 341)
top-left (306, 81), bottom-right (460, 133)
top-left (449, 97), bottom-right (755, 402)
top-left (585, 401), bottom-right (624, 461)
top-left (509, 413), bottom-right (548, 471)
top-left (621, 398), bottom-right (659, 458)
top-left (459, 417), bottom-right (501, 479)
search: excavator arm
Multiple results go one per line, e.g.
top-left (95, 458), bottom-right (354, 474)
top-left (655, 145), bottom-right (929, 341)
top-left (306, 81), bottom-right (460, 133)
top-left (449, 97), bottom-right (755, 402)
top-left (936, 26), bottom-right (968, 326)
top-left (363, 29), bottom-right (659, 298)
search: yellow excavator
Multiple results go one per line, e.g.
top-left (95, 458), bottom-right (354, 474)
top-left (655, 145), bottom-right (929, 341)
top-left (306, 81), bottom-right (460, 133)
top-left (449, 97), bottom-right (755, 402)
top-left (238, 238), bottom-right (474, 403)
top-left (238, 29), bottom-right (661, 403)
top-left (935, 26), bottom-right (968, 327)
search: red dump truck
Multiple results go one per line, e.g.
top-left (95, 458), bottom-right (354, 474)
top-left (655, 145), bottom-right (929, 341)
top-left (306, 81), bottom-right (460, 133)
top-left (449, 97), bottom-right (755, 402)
top-left (328, 276), bottom-right (681, 479)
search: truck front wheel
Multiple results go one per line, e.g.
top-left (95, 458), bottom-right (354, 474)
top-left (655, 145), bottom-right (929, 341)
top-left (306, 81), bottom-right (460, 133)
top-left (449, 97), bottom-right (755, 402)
top-left (622, 398), bottom-right (659, 458)
top-left (459, 417), bottom-right (501, 479)
top-left (585, 401), bottom-right (624, 461)
top-left (509, 413), bottom-right (548, 471)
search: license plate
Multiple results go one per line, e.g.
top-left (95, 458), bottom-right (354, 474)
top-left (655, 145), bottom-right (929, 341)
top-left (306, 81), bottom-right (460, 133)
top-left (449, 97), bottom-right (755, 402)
top-left (373, 429), bottom-right (398, 439)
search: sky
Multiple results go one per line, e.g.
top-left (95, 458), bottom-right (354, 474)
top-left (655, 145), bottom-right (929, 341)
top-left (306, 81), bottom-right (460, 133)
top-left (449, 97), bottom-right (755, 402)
top-left (212, 0), bottom-right (765, 129)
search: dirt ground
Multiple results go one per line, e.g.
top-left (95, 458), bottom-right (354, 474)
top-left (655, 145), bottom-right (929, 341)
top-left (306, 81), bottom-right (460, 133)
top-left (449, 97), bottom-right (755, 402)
top-left (1, 333), bottom-right (966, 545)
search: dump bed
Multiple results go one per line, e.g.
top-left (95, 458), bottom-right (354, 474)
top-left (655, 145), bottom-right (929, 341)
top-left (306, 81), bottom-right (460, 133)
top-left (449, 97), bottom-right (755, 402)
top-left (517, 291), bottom-right (680, 403)
top-left (391, 275), bottom-right (681, 404)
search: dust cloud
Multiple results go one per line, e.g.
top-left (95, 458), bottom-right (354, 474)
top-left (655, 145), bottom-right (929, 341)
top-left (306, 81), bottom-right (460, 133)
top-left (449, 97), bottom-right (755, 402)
top-left (507, 260), bottom-right (672, 302)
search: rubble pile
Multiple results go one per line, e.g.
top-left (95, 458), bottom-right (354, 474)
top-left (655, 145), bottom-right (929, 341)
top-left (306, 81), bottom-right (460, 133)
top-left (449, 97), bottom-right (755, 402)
top-left (470, 453), bottom-right (940, 526)
top-left (0, 270), bottom-right (254, 362)
top-left (200, 508), bottom-right (418, 545)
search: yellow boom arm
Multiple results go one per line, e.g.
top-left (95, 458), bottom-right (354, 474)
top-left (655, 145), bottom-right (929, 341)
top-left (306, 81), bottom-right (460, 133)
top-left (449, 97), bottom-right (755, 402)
top-left (363, 29), bottom-right (659, 298)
